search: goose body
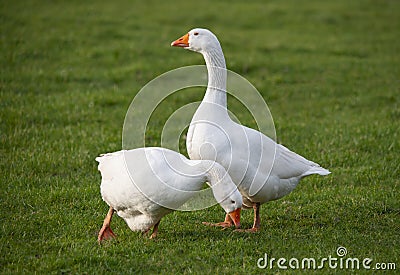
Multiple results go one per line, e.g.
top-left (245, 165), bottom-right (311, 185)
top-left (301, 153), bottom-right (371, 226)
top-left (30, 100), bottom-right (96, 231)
top-left (172, 28), bottom-right (330, 231)
top-left (97, 147), bottom-right (242, 242)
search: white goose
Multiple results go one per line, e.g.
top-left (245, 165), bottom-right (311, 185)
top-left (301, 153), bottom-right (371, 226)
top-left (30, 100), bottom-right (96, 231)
top-left (171, 28), bottom-right (330, 232)
top-left (97, 147), bottom-right (242, 243)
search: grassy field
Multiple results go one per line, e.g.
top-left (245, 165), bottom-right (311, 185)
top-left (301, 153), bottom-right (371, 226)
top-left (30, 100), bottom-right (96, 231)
top-left (1, 0), bottom-right (399, 273)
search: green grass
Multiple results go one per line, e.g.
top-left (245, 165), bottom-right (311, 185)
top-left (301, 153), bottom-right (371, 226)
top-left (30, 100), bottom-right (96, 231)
top-left (1, 0), bottom-right (399, 273)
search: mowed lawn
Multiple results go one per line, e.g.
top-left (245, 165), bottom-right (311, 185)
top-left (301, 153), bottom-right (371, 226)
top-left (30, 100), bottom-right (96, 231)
top-left (1, 0), bottom-right (399, 274)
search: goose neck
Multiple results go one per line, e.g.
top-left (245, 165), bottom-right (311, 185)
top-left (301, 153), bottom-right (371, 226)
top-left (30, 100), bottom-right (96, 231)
top-left (202, 161), bottom-right (227, 186)
top-left (202, 48), bottom-right (227, 107)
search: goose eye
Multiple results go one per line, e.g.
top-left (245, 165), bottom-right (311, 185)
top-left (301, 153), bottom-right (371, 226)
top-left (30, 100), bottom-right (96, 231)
top-left (231, 200), bottom-right (235, 204)
top-left (193, 32), bottom-right (199, 36)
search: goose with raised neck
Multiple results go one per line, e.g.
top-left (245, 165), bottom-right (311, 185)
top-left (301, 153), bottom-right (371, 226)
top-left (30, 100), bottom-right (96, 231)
top-left (172, 28), bottom-right (331, 232)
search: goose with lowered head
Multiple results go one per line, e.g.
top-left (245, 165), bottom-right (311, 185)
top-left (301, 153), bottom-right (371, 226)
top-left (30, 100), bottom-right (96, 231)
top-left (97, 147), bottom-right (242, 243)
top-left (171, 28), bottom-right (330, 232)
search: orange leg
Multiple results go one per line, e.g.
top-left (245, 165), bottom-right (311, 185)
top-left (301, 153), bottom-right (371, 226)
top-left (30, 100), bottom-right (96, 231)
top-left (202, 213), bottom-right (234, 229)
top-left (150, 221), bottom-right (160, 239)
top-left (236, 202), bottom-right (260, 233)
top-left (143, 220), bottom-right (161, 239)
top-left (98, 206), bottom-right (117, 244)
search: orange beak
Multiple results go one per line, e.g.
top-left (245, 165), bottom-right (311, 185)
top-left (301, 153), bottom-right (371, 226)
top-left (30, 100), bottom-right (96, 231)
top-left (228, 208), bottom-right (241, 228)
top-left (171, 33), bottom-right (189, 47)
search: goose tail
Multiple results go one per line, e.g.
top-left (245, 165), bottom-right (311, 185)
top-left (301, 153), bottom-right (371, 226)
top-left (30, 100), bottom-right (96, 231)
top-left (302, 165), bottom-right (331, 178)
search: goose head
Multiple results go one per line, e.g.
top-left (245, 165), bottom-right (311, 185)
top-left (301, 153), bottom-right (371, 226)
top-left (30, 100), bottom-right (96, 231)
top-left (171, 28), bottom-right (221, 53)
top-left (211, 176), bottom-right (243, 228)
